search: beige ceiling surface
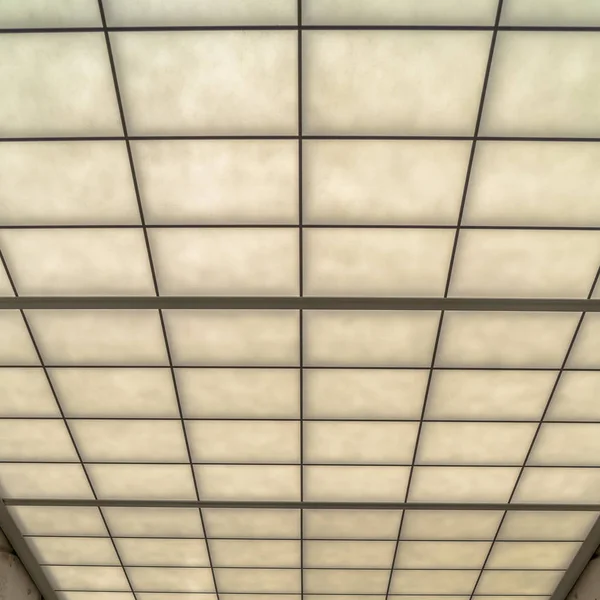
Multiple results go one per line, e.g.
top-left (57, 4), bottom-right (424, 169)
top-left (1, 1), bottom-right (600, 600)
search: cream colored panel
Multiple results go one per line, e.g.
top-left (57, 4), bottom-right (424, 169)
top-left (305, 370), bottom-right (426, 420)
top-left (0, 369), bottom-right (59, 417)
top-left (9, 506), bottom-right (106, 536)
top-left (0, 230), bottom-right (155, 296)
top-left (112, 31), bottom-right (297, 135)
top-left (29, 537), bottom-right (118, 566)
top-left (417, 423), bottom-right (535, 465)
top-left (304, 510), bottom-right (401, 540)
top-left (305, 422), bottom-right (418, 464)
top-left (475, 571), bottom-right (563, 595)
top-left (103, 508), bottom-right (203, 538)
top-left (104, 0), bottom-right (296, 25)
top-left (188, 421), bottom-right (299, 463)
top-left (513, 468), bottom-right (600, 503)
top-left (0, 464), bottom-right (92, 499)
top-left (304, 31), bottom-right (490, 135)
top-left (304, 311), bottom-right (439, 367)
top-left (437, 312), bottom-right (578, 368)
top-left (134, 140), bottom-right (297, 225)
top-left (305, 570), bottom-right (388, 594)
top-left (304, 466), bottom-right (409, 502)
top-left (210, 540), bottom-right (300, 567)
top-left (304, 0), bottom-right (497, 25)
top-left (0, 419), bottom-right (76, 461)
top-left (503, 0), bottom-right (600, 27)
top-left (59, 593), bottom-right (134, 600)
top-left (450, 230), bottom-right (600, 298)
top-left (547, 372), bottom-right (600, 421)
top-left (409, 467), bottom-right (518, 502)
top-left (195, 465), bottom-right (300, 501)
top-left (52, 368), bottom-right (178, 418)
top-left (70, 420), bottom-right (188, 463)
top-left (165, 310), bottom-right (298, 366)
top-left (45, 566), bottom-right (129, 592)
top-left (88, 465), bottom-right (196, 500)
top-left (305, 540), bottom-right (396, 568)
top-left (0, 142), bottom-right (138, 225)
top-left (482, 32), bottom-right (600, 136)
top-left (304, 229), bottom-right (453, 296)
top-left (178, 369), bottom-right (299, 419)
top-left (390, 570), bottom-right (479, 595)
top-left (426, 370), bottom-right (554, 420)
top-left (487, 541), bottom-right (579, 569)
top-left (216, 568), bottom-right (300, 593)
top-left (0, 34), bottom-right (121, 135)
top-left (0, 262), bottom-right (13, 296)
top-left (568, 314), bottom-right (600, 368)
top-left (151, 229), bottom-right (298, 296)
top-left (136, 596), bottom-right (215, 600)
top-left (0, 0), bottom-right (100, 26)
top-left (530, 424), bottom-right (600, 465)
top-left (395, 541), bottom-right (490, 569)
top-left (116, 539), bottom-right (209, 567)
top-left (499, 511), bottom-right (598, 541)
top-left (203, 509), bottom-right (299, 539)
top-left (401, 511), bottom-right (502, 541)
top-left (127, 567), bottom-right (215, 593)
top-left (0, 311), bottom-right (38, 365)
top-left (304, 141), bottom-right (469, 225)
top-left (465, 142), bottom-right (600, 226)
top-left (27, 310), bottom-right (168, 365)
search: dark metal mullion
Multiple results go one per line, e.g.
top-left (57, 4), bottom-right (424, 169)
top-left (0, 251), bottom-right (137, 600)
top-left (48, 593), bottom-right (557, 598)
top-left (384, 1), bottom-right (506, 596)
top-left (95, 2), bottom-right (222, 599)
top-left (3, 25), bottom-right (600, 33)
top-left (5, 134), bottom-right (600, 142)
top-left (38, 564), bottom-right (568, 572)
top-left (298, 2), bottom-right (306, 599)
top-left (467, 264), bottom-right (600, 600)
top-left (5, 224), bottom-right (600, 231)
top-left (22, 536), bottom-right (589, 543)
top-left (5, 460), bottom-right (600, 467)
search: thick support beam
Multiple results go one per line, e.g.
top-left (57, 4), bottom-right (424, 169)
top-left (1, 296), bottom-right (600, 312)
top-left (0, 503), bottom-right (57, 600)
top-left (5, 499), bottom-right (600, 511)
top-left (0, 531), bottom-right (42, 600)
top-left (552, 517), bottom-right (600, 600)
top-left (566, 551), bottom-right (600, 600)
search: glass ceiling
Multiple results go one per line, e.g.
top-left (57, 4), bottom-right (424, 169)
top-left (1, 2), bottom-right (600, 600)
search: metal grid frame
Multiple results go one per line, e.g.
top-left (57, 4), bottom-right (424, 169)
top-left (2, 1), bottom-right (600, 599)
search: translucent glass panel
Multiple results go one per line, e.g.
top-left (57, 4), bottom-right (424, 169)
top-left (111, 31), bottom-right (297, 135)
top-left (0, 34), bottom-right (121, 136)
top-left (0, 0), bottom-right (101, 27)
top-left (303, 0), bottom-right (498, 25)
top-left (104, 0), bottom-right (297, 26)
top-left (304, 31), bottom-right (491, 135)
top-left (0, 142), bottom-right (139, 225)
top-left (482, 33), bottom-right (600, 136)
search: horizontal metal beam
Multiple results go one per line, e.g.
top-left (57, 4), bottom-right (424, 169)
top-left (2, 25), bottom-right (600, 33)
top-left (5, 499), bottom-right (600, 511)
top-left (550, 516), bottom-right (600, 600)
top-left (0, 501), bottom-right (59, 600)
top-left (2, 296), bottom-right (600, 312)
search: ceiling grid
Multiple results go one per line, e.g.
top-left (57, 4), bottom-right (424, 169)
top-left (2, 1), bottom-right (600, 600)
